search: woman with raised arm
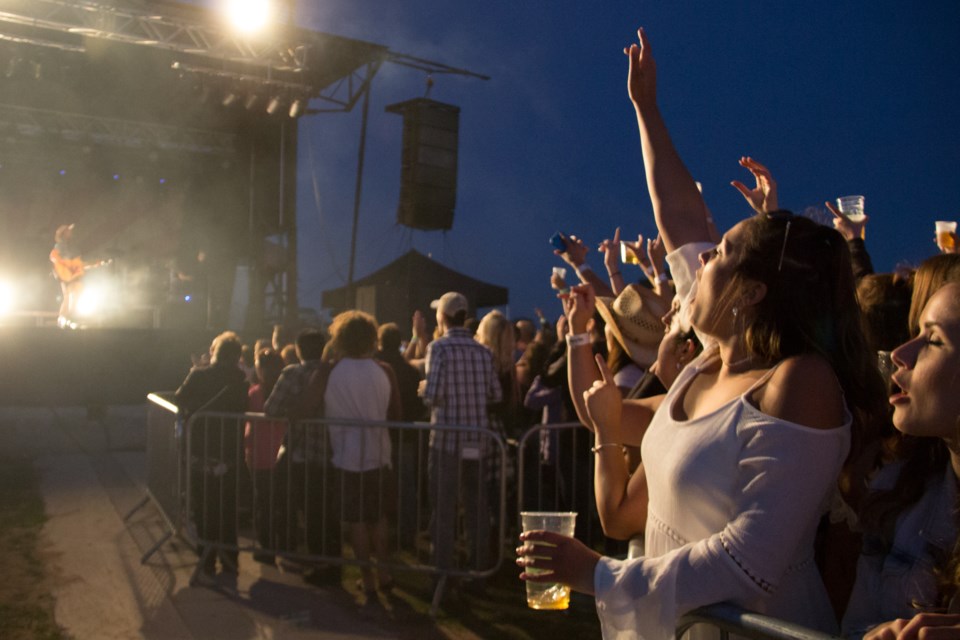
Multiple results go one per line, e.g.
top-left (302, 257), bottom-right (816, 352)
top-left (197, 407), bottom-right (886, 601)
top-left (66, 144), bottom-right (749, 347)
top-left (524, 207), bottom-right (886, 638)
top-left (520, 29), bottom-right (887, 640)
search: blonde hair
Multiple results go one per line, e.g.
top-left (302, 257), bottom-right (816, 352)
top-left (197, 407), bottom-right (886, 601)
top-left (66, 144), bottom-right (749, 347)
top-left (476, 310), bottom-right (515, 375)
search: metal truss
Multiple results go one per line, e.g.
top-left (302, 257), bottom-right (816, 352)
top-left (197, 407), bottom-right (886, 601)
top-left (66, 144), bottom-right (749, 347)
top-left (0, 0), bottom-right (310, 72)
top-left (0, 103), bottom-right (236, 155)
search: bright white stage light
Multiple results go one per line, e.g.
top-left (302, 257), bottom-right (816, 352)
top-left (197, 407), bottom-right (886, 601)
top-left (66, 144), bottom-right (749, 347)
top-left (0, 280), bottom-right (14, 316)
top-left (224, 0), bottom-right (273, 35)
top-left (77, 286), bottom-right (107, 318)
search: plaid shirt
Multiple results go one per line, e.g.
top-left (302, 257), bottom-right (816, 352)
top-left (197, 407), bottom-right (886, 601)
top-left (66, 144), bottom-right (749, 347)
top-left (263, 359), bottom-right (327, 463)
top-left (423, 327), bottom-right (501, 452)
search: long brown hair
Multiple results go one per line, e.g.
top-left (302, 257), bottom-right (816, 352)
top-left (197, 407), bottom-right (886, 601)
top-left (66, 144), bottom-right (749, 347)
top-left (728, 212), bottom-right (888, 493)
top-left (908, 254), bottom-right (960, 336)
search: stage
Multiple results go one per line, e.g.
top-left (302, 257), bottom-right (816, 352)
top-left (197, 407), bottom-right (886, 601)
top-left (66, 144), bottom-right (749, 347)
top-left (0, 325), bottom-right (216, 407)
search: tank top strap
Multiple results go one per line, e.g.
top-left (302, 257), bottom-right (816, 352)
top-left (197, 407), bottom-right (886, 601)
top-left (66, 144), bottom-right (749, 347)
top-left (742, 359), bottom-right (785, 395)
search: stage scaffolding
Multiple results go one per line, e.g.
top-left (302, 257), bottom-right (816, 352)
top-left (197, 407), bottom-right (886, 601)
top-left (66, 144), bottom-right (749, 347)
top-left (0, 0), bottom-right (485, 332)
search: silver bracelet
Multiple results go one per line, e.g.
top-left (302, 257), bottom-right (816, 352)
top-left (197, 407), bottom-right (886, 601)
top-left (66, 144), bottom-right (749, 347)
top-left (591, 442), bottom-right (625, 454)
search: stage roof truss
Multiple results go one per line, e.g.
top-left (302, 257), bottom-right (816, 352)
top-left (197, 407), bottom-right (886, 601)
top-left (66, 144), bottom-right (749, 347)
top-left (0, 0), bottom-right (310, 73)
top-left (0, 103), bottom-right (236, 155)
top-left (310, 58), bottom-right (385, 113)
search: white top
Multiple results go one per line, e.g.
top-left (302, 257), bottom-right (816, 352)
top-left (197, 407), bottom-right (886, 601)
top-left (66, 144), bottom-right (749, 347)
top-left (324, 358), bottom-right (392, 472)
top-left (594, 350), bottom-right (851, 639)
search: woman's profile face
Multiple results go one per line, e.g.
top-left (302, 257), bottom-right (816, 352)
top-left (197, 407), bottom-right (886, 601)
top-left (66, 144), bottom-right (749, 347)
top-left (890, 282), bottom-right (960, 441)
top-left (689, 220), bottom-right (749, 337)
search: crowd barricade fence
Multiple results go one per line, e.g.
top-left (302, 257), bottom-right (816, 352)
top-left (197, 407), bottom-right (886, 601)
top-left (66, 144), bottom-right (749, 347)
top-left (126, 392), bottom-right (185, 563)
top-left (515, 421), bottom-right (614, 551)
top-left (518, 422), bottom-right (842, 640)
top-left (676, 603), bottom-right (842, 639)
top-left (182, 410), bottom-right (507, 615)
top-left (135, 402), bottom-right (844, 634)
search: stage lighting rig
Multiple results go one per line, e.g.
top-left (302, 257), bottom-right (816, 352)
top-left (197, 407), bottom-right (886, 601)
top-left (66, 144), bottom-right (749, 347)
top-left (224, 0), bottom-right (274, 36)
top-left (266, 96), bottom-right (283, 115)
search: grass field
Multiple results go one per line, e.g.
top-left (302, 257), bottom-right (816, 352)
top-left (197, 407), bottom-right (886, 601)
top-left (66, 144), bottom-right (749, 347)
top-left (0, 457), bottom-right (68, 640)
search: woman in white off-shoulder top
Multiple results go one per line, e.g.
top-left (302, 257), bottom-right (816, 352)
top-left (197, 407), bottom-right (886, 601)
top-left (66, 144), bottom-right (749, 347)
top-left (520, 207), bottom-right (885, 639)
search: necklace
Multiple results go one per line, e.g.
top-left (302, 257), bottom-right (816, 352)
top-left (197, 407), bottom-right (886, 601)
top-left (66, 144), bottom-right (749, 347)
top-left (723, 354), bottom-right (755, 371)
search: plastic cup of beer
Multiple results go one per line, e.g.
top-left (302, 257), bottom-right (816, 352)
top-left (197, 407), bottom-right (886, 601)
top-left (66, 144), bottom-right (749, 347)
top-left (935, 220), bottom-right (957, 252)
top-left (520, 511), bottom-right (577, 610)
top-left (620, 241), bottom-right (640, 265)
top-left (836, 195), bottom-right (866, 223)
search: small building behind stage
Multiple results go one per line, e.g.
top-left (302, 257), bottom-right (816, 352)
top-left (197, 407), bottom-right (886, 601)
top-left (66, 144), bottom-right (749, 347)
top-left (321, 249), bottom-right (508, 335)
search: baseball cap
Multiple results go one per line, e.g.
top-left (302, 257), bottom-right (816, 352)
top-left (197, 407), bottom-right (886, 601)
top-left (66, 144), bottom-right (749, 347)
top-left (430, 291), bottom-right (468, 316)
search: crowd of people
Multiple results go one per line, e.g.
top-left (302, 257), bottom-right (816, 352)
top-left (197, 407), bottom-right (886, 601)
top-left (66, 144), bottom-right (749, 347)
top-left (170, 26), bottom-right (960, 640)
top-left (512, 27), bottom-right (960, 639)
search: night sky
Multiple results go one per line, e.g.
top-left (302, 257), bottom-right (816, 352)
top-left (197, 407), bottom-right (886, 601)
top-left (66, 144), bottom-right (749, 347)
top-left (208, 1), bottom-right (960, 324)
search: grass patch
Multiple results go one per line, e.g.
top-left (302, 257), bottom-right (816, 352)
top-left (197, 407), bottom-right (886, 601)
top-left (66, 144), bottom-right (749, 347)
top-left (0, 457), bottom-right (69, 640)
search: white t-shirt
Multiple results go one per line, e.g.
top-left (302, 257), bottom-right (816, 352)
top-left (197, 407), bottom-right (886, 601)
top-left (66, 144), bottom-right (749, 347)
top-left (324, 358), bottom-right (392, 472)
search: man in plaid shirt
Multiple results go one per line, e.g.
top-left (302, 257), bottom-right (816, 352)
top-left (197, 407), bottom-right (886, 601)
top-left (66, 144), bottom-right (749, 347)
top-left (422, 291), bottom-right (502, 574)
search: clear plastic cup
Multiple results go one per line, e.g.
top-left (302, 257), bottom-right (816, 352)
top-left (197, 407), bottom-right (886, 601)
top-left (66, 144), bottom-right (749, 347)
top-left (520, 511), bottom-right (577, 610)
top-left (836, 195), bottom-right (866, 223)
top-left (935, 220), bottom-right (957, 252)
top-left (620, 241), bottom-right (640, 265)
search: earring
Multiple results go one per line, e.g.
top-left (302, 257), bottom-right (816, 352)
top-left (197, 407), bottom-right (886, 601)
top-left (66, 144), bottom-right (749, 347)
top-left (732, 306), bottom-right (739, 318)
top-left (676, 361), bottom-right (682, 371)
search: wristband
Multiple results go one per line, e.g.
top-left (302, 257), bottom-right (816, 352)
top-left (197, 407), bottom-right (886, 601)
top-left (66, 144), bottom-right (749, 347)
top-left (607, 270), bottom-right (621, 277)
top-left (655, 272), bottom-right (669, 284)
top-left (575, 263), bottom-right (592, 276)
top-left (591, 442), bottom-right (625, 454)
top-left (566, 332), bottom-right (591, 348)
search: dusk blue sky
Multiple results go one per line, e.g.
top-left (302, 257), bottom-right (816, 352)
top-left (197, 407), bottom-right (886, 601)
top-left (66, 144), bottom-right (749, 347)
top-left (215, 1), bottom-right (960, 323)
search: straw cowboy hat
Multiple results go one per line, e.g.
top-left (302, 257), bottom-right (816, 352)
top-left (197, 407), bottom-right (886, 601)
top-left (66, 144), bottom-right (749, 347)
top-left (596, 284), bottom-right (670, 369)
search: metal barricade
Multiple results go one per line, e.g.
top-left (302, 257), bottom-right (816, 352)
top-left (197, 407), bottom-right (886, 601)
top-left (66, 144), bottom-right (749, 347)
top-left (125, 392), bottom-right (184, 563)
top-left (676, 603), bottom-right (842, 640)
top-left (181, 411), bottom-right (507, 614)
top-left (516, 421), bottom-right (613, 551)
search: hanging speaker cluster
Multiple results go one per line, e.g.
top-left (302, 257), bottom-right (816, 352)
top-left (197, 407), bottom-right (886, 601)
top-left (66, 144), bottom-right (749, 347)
top-left (386, 98), bottom-right (460, 231)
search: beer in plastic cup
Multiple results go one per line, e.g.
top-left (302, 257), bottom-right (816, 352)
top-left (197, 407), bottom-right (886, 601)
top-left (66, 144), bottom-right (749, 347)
top-left (520, 511), bottom-right (577, 610)
top-left (620, 241), bottom-right (640, 265)
top-left (836, 195), bottom-right (866, 223)
top-left (935, 220), bottom-right (957, 252)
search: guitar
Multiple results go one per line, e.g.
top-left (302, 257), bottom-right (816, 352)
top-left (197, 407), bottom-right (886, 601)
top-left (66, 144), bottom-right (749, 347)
top-left (50, 252), bottom-right (112, 283)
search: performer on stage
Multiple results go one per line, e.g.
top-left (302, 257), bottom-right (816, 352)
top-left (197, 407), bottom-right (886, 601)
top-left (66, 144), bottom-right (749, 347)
top-left (49, 224), bottom-right (85, 329)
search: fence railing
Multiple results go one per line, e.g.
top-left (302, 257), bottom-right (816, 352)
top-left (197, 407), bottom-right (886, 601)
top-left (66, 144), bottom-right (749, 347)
top-left (677, 603), bottom-right (842, 639)
top-left (134, 398), bottom-right (844, 636)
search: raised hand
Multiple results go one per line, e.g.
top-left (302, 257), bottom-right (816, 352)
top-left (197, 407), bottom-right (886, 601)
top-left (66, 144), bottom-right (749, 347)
top-left (584, 354), bottom-right (624, 437)
top-left (826, 200), bottom-right (868, 241)
top-left (412, 309), bottom-right (428, 339)
top-left (555, 233), bottom-right (589, 269)
top-left (731, 156), bottom-right (779, 214)
top-left (516, 530), bottom-right (600, 595)
top-left (647, 235), bottom-right (666, 273)
top-left (624, 27), bottom-right (657, 111)
top-left (622, 233), bottom-right (653, 273)
top-left (598, 227), bottom-right (622, 274)
top-left (561, 283), bottom-right (596, 334)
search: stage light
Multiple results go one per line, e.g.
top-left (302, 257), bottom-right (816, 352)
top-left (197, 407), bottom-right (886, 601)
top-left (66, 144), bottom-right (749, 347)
top-left (59, 169), bottom-right (66, 176)
top-left (245, 94), bottom-right (259, 110)
top-left (77, 286), bottom-right (106, 318)
top-left (224, 0), bottom-right (273, 35)
top-left (0, 281), bottom-right (14, 316)
top-left (266, 96), bottom-right (282, 115)
top-left (222, 92), bottom-right (239, 107)
top-left (289, 99), bottom-right (305, 118)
